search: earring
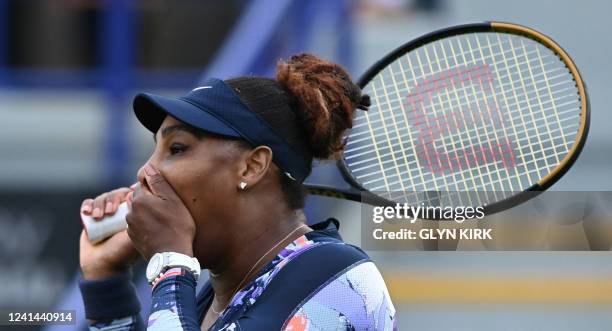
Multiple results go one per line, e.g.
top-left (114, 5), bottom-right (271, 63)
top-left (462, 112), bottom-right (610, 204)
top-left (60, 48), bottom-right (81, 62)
top-left (239, 181), bottom-right (248, 190)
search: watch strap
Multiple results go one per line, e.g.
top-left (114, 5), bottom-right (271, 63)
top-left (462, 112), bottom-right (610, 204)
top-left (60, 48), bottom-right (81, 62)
top-left (147, 252), bottom-right (201, 285)
top-left (164, 252), bottom-right (200, 277)
top-left (150, 267), bottom-right (186, 290)
top-left (165, 252), bottom-right (197, 270)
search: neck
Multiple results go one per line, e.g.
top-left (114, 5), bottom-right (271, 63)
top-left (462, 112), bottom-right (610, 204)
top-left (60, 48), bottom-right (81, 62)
top-left (208, 207), bottom-right (310, 308)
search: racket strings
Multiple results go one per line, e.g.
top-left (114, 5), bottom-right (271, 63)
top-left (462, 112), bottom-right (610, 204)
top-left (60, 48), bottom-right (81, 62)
top-left (345, 32), bottom-right (582, 207)
top-left (352, 70), bottom-right (575, 129)
top-left (349, 81), bottom-right (578, 145)
top-left (352, 122), bottom-right (576, 183)
top-left (360, 42), bottom-right (560, 97)
top-left (349, 84), bottom-right (579, 167)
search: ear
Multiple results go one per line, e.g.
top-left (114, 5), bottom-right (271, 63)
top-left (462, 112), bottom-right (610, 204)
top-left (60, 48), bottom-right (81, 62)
top-left (237, 146), bottom-right (273, 189)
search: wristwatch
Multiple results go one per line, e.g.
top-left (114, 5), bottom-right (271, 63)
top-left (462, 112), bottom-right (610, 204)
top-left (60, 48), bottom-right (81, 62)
top-left (146, 252), bottom-right (201, 284)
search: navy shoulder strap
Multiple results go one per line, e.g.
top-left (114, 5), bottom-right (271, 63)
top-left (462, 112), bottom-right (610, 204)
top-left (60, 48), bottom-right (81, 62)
top-left (234, 240), bottom-right (369, 330)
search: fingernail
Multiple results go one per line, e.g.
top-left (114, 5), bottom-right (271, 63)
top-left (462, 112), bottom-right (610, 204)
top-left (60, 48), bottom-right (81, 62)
top-left (130, 183), bottom-right (138, 191)
top-left (105, 201), bottom-right (113, 213)
top-left (81, 205), bottom-right (92, 214)
top-left (144, 163), bottom-right (158, 176)
top-left (93, 207), bottom-right (102, 218)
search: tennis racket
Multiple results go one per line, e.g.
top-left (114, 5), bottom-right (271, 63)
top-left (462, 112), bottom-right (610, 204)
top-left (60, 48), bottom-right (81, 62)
top-left (305, 21), bottom-right (589, 216)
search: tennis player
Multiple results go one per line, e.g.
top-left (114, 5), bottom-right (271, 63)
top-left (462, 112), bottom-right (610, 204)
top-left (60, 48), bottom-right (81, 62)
top-left (78, 54), bottom-right (397, 330)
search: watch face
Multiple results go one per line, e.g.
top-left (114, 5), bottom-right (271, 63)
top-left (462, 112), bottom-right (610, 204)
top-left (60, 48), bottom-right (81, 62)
top-left (146, 254), bottom-right (162, 280)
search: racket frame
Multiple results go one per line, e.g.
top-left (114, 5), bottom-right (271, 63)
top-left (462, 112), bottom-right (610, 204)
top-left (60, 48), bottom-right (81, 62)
top-left (307, 21), bottom-right (590, 216)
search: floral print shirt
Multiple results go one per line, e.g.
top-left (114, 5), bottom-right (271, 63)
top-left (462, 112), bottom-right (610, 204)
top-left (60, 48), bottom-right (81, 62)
top-left (80, 223), bottom-right (397, 330)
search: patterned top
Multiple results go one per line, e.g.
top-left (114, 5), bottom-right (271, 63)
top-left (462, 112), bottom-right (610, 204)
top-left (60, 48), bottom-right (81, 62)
top-left (80, 222), bottom-right (397, 330)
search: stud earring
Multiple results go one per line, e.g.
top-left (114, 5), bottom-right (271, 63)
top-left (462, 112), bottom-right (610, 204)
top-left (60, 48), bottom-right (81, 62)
top-left (239, 181), bottom-right (248, 190)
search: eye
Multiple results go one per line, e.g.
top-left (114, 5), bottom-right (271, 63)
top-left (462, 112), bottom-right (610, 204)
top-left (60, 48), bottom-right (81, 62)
top-left (169, 143), bottom-right (188, 155)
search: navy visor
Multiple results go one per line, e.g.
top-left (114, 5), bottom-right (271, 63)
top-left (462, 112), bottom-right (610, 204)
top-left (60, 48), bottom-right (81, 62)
top-left (133, 78), bottom-right (310, 182)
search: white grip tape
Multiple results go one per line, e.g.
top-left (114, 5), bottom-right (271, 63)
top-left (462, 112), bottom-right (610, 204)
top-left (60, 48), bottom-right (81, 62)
top-left (81, 202), bottom-right (129, 244)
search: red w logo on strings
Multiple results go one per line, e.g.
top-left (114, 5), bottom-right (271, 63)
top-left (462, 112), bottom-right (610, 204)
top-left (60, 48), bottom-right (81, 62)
top-left (405, 64), bottom-right (517, 174)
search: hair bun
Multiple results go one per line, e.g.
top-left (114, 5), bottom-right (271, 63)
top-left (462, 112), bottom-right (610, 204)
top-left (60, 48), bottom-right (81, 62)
top-left (358, 94), bottom-right (371, 111)
top-left (276, 53), bottom-right (366, 160)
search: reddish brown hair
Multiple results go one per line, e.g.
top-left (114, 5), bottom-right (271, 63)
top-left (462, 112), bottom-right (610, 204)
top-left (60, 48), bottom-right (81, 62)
top-left (276, 53), bottom-right (370, 159)
top-left (226, 53), bottom-right (369, 209)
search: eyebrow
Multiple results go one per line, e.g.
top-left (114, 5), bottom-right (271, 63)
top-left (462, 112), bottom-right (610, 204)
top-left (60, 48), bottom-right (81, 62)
top-left (153, 124), bottom-right (204, 143)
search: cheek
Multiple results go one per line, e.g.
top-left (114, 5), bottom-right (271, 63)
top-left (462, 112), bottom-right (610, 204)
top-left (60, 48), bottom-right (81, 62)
top-left (158, 160), bottom-right (210, 206)
top-left (158, 156), bottom-right (235, 217)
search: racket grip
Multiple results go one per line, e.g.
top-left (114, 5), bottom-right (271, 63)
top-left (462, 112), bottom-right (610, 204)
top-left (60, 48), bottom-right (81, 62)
top-left (81, 202), bottom-right (129, 244)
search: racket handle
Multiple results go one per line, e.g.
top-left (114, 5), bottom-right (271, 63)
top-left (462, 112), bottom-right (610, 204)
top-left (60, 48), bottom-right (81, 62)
top-left (81, 202), bottom-right (129, 244)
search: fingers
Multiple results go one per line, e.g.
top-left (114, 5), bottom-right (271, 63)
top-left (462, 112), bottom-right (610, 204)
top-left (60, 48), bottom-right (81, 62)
top-left (82, 187), bottom-right (133, 221)
top-left (91, 194), bottom-right (108, 219)
top-left (126, 191), bottom-right (134, 209)
top-left (105, 198), bottom-right (114, 214)
top-left (143, 164), bottom-right (176, 200)
top-left (134, 180), bottom-right (153, 198)
top-left (108, 187), bottom-right (131, 213)
top-left (81, 199), bottom-right (94, 215)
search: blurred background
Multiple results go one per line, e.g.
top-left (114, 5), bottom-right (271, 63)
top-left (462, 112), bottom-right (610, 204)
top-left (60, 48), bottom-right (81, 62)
top-left (0, 0), bottom-right (611, 330)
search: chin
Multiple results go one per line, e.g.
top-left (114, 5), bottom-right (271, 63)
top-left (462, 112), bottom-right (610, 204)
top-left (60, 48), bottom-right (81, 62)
top-left (191, 237), bottom-right (217, 268)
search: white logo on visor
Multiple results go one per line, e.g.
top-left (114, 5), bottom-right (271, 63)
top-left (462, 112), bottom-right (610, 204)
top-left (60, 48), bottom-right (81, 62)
top-left (192, 86), bottom-right (212, 92)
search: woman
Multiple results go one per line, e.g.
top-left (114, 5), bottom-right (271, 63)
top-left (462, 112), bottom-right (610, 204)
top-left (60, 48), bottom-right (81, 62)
top-left (79, 54), bottom-right (397, 330)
